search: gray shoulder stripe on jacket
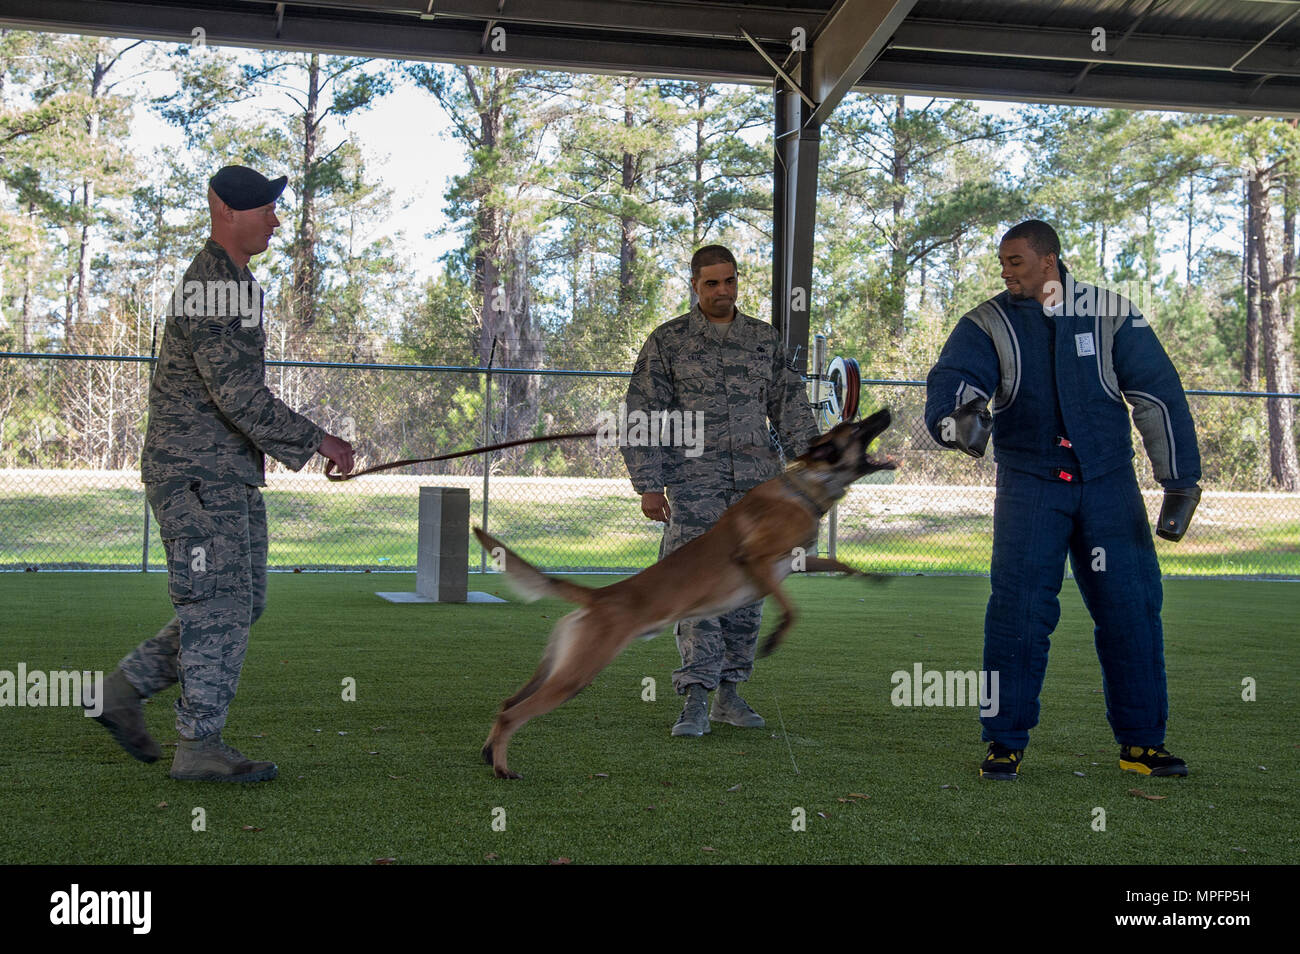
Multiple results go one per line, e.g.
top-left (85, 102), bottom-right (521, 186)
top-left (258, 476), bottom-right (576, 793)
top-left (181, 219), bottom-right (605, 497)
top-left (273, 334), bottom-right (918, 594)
top-left (1094, 314), bottom-right (1124, 403)
top-left (987, 300), bottom-right (1021, 412)
top-left (1123, 388), bottom-right (1179, 482)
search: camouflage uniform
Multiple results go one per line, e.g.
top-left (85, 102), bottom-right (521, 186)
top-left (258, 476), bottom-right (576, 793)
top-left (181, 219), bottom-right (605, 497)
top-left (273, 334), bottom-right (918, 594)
top-left (121, 239), bottom-right (324, 740)
top-left (622, 305), bottom-right (818, 693)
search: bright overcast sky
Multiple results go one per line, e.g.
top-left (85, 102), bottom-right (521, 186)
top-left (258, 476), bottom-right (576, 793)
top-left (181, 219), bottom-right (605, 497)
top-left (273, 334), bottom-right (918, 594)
top-left (122, 43), bottom-right (468, 283)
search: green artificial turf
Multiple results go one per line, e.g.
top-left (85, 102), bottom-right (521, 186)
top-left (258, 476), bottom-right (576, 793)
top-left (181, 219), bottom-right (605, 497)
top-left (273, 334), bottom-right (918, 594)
top-left (0, 573), bottom-right (1294, 865)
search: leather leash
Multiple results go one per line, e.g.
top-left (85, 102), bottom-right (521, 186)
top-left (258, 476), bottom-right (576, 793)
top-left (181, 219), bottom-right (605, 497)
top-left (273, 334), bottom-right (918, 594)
top-left (324, 430), bottom-right (598, 481)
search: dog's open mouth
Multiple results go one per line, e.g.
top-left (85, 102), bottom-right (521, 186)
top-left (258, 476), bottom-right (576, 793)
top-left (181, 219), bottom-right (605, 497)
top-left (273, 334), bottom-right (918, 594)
top-left (854, 408), bottom-right (896, 474)
top-left (800, 406), bottom-right (898, 476)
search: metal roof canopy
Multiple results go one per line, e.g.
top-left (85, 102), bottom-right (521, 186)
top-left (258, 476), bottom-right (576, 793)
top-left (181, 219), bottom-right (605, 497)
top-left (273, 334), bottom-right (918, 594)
top-left (4, 0), bottom-right (1298, 368)
top-left (5, 1), bottom-right (1297, 117)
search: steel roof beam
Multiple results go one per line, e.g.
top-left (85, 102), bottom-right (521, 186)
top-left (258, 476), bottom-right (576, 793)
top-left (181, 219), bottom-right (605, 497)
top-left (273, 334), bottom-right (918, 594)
top-left (889, 18), bottom-right (1300, 77)
top-left (315, 0), bottom-right (826, 43)
top-left (858, 57), bottom-right (1300, 117)
top-left (807, 0), bottom-right (917, 126)
top-left (0, 0), bottom-right (781, 81)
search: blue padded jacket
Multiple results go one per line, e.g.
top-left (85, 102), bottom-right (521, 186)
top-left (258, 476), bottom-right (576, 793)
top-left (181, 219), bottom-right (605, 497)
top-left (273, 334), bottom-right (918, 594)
top-left (924, 267), bottom-right (1201, 488)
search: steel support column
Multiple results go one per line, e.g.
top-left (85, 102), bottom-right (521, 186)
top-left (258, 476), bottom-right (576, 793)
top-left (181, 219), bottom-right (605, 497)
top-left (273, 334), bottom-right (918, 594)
top-left (772, 69), bottom-right (819, 376)
top-left (773, 2), bottom-right (913, 372)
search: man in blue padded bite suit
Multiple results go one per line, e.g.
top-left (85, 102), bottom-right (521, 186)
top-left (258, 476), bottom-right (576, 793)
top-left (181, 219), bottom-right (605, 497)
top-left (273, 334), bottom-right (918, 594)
top-left (925, 220), bottom-right (1201, 781)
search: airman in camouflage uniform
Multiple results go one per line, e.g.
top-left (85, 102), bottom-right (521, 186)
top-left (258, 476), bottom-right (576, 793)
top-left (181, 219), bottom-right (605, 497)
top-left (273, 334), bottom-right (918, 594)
top-left (89, 165), bottom-right (355, 782)
top-left (622, 245), bottom-right (819, 737)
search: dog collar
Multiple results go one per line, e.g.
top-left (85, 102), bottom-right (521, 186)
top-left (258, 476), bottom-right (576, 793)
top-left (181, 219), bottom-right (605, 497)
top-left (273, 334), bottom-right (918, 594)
top-left (780, 468), bottom-right (833, 517)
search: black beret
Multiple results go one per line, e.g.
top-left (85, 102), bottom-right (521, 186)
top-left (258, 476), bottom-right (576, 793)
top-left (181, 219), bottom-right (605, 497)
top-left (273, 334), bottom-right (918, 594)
top-left (209, 165), bottom-right (288, 211)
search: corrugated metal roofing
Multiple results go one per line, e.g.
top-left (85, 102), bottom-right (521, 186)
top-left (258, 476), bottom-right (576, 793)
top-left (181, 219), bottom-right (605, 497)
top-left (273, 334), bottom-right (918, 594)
top-left (1, 0), bottom-right (1297, 114)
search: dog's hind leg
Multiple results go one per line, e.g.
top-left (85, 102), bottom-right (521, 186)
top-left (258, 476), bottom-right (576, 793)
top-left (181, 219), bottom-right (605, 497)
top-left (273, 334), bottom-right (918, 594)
top-left (799, 555), bottom-right (864, 575)
top-left (481, 618), bottom-right (568, 774)
top-left (484, 610), bottom-right (622, 779)
top-left (482, 662), bottom-right (551, 772)
top-left (486, 677), bottom-right (585, 779)
top-left (798, 555), bottom-right (889, 583)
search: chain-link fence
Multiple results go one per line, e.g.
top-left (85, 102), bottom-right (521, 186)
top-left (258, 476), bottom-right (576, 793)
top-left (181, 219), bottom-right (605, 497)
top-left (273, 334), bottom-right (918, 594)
top-left (1, 354), bottom-right (1297, 578)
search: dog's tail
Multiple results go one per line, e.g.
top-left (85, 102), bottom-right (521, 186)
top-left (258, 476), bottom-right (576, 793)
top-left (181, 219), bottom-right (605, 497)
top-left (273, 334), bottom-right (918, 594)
top-left (473, 527), bottom-right (597, 607)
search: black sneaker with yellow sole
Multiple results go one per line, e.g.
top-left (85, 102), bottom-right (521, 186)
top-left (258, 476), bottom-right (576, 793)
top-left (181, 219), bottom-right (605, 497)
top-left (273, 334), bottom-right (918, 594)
top-left (1119, 745), bottom-right (1188, 777)
top-left (980, 742), bottom-right (1024, 780)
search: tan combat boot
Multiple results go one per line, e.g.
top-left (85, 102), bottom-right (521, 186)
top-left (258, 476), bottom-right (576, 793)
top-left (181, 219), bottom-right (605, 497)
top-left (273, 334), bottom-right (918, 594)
top-left (671, 684), bottom-right (712, 737)
top-left (170, 734), bottom-right (278, 782)
top-left (88, 670), bottom-right (161, 763)
top-left (710, 680), bottom-right (766, 728)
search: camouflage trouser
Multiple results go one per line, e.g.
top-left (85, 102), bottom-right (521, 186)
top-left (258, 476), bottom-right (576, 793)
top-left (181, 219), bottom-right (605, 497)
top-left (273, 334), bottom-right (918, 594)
top-left (119, 478), bottom-right (267, 740)
top-left (662, 485), bottom-right (763, 694)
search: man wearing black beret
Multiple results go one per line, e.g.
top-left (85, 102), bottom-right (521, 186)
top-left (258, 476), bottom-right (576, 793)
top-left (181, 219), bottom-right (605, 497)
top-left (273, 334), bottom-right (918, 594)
top-left (88, 165), bottom-right (356, 782)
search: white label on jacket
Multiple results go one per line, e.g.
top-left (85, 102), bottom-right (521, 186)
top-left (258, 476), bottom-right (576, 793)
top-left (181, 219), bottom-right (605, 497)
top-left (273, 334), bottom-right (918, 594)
top-left (1075, 332), bottom-right (1096, 357)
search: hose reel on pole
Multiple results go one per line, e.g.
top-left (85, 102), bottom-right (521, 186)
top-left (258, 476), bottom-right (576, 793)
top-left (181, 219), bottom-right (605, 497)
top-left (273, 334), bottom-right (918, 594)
top-left (806, 334), bottom-right (863, 565)
top-left (809, 334), bottom-right (861, 431)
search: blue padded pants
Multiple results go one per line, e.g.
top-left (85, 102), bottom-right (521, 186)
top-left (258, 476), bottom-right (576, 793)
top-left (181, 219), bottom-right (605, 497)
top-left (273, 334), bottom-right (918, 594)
top-left (981, 464), bottom-right (1169, 749)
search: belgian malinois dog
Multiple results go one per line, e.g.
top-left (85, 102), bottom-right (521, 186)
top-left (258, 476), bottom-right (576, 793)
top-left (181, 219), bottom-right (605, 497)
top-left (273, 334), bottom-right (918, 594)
top-left (475, 408), bottom-right (895, 778)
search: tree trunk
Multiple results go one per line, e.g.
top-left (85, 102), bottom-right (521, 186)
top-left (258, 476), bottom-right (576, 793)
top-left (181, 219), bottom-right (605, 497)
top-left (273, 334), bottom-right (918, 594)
top-left (74, 177), bottom-right (94, 344)
top-left (504, 233), bottom-right (539, 440)
top-left (477, 202), bottom-right (501, 367)
top-left (293, 52), bottom-right (321, 333)
top-left (464, 67), bottom-right (541, 444)
top-left (1248, 168), bottom-right (1300, 490)
top-left (570, 229), bottom-right (581, 322)
top-left (1281, 165), bottom-right (1297, 483)
top-left (693, 84), bottom-right (706, 249)
top-left (1283, 165), bottom-right (1295, 346)
top-left (889, 96), bottom-right (907, 335)
top-left (617, 78), bottom-right (639, 317)
top-left (151, 186), bottom-right (166, 346)
top-left (64, 189), bottom-right (75, 347)
top-left (73, 53), bottom-right (109, 348)
top-left (1244, 173), bottom-right (1260, 389)
top-left (20, 201), bottom-right (35, 351)
top-left (1144, 198), bottom-right (1155, 284)
top-left (473, 68), bottom-right (502, 369)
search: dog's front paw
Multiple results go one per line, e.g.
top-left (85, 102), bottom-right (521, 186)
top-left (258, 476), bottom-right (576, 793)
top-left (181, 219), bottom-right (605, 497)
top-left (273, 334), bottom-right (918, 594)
top-left (494, 766), bottom-right (522, 780)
